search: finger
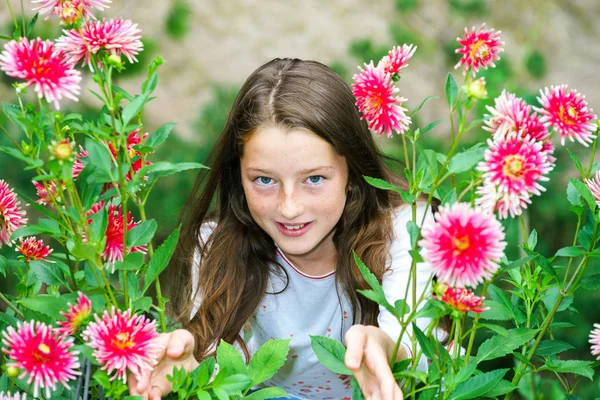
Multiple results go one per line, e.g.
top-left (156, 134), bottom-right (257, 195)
top-left (166, 329), bottom-right (195, 359)
top-left (149, 386), bottom-right (163, 400)
top-left (345, 326), bottom-right (367, 370)
top-left (363, 342), bottom-right (397, 400)
top-left (136, 333), bottom-right (171, 392)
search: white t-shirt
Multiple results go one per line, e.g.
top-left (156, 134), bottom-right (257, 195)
top-left (192, 203), bottom-right (434, 399)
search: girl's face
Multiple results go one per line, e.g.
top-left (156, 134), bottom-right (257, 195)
top-left (240, 126), bottom-right (349, 266)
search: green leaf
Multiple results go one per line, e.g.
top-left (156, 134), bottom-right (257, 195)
top-left (445, 73), bottom-right (458, 109)
top-left (542, 360), bottom-right (594, 380)
top-left (309, 335), bottom-right (352, 375)
top-left (212, 388), bottom-right (229, 400)
top-left (567, 149), bottom-right (583, 176)
top-left (394, 299), bottom-right (410, 317)
top-left (0, 146), bottom-right (43, 168)
top-left (136, 161), bottom-right (207, 186)
top-left (213, 373), bottom-right (252, 394)
top-left (476, 328), bottom-right (537, 362)
top-left (486, 284), bottom-right (513, 318)
top-left (121, 94), bottom-right (149, 128)
top-left (363, 176), bottom-right (404, 194)
top-left (535, 340), bottom-right (575, 357)
top-left (193, 357), bottom-right (216, 388)
top-left (479, 299), bottom-right (515, 321)
top-left (196, 391), bottom-right (211, 400)
top-left (353, 251), bottom-right (384, 294)
top-left (409, 95), bottom-right (439, 116)
top-left (527, 229), bottom-right (538, 249)
top-left (541, 286), bottom-right (573, 313)
top-left (570, 178), bottom-right (596, 210)
top-left (2, 103), bottom-right (27, 132)
top-left (554, 246), bottom-right (585, 257)
top-left (504, 255), bottom-right (536, 270)
top-left (420, 119), bottom-right (443, 135)
top-left (132, 297), bottom-right (153, 313)
top-left (85, 139), bottom-right (115, 183)
top-left (26, 13), bottom-right (39, 37)
top-left (127, 219), bottom-right (157, 248)
top-left (449, 369), bottom-right (508, 400)
top-left (146, 122), bottom-right (177, 148)
top-left (244, 387), bottom-right (289, 400)
top-left (482, 380), bottom-right (516, 398)
top-left (567, 180), bottom-right (583, 206)
top-left (142, 225), bottom-right (181, 294)
top-left (357, 289), bottom-right (396, 316)
top-left (413, 323), bottom-right (436, 359)
top-left (29, 260), bottom-right (68, 286)
top-left (89, 204), bottom-right (108, 244)
top-left (217, 340), bottom-right (247, 375)
top-left (18, 295), bottom-right (69, 320)
top-left (416, 149), bottom-right (438, 188)
top-left (580, 273), bottom-right (600, 290)
top-left (114, 252), bottom-right (146, 271)
top-left (247, 339), bottom-right (291, 386)
top-left (406, 220), bottom-right (419, 248)
top-left (112, 85), bottom-right (135, 101)
top-left (448, 146), bottom-right (485, 174)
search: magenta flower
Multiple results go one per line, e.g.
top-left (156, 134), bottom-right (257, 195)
top-left (585, 170), bottom-right (600, 208)
top-left (475, 182), bottom-right (532, 220)
top-left (82, 308), bottom-right (161, 382)
top-left (476, 136), bottom-right (554, 218)
top-left (72, 145), bottom-right (89, 179)
top-left (381, 44), bottom-right (416, 76)
top-left (0, 392), bottom-right (26, 400)
top-left (0, 180), bottom-right (27, 248)
top-left (455, 24), bottom-right (504, 77)
top-left (419, 202), bottom-right (506, 288)
top-left (32, 0), bottom-right (111, 22)
top-left (16, 237), bottom-right (53, 262)
top-left (57, 292), bottom-right (93, 336)
top-left (441, 286), bottom-right (488, 313)
top-left (33, 180), bottom-right (62, 206)
top-left (590, 323), bottom-right (600, 360)
top-left (352, 61), bottom-right (411, 137)
top-left (56, 18), bottom-right (143, 68)
top-left (535, 85), bottom-right (597, 147)
top-left (0, 37), bottom-right (81, 109)
top-left (87, 202), bottom-right (147, 267)
top-left (1, 321), bottom-right (80, 398)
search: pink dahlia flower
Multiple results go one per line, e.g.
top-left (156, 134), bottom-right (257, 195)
top-left (419, 202), bottom-right (506, 288)
top-left (0, 392), bottom-right (26, 400)
top-left (72, 145), bottom-right (89, 179)
top-left (56, 18), bottom-right (143, 68)
top-left (585, 170), bottom-right (600, 208)
top-left (441, 286), bottom-right (488, 313)
top-left (16, 237), bottom-right (53, 262)
top-left (1, 321), bottom-right (80, 398)
top-left (57, 292), bottom-right (93, 336)
top-left (381, 44), bottom-right (416, 76)
top-left (477, 136), bottom-right (553, 218)
top-left (32, 0), bottom-right (111, 21)
top-left (107, 129), bottom-right (151, 180)
top-left (475, 182), bottom-right (532, 220)
top-left (590, 323), bottom-right (600, 360)
top-left (87, 202), bottom-right (147, 266)
top-left (0, 38), bottom-right (81, 109)
top-left (455, 23), bottom-right (504, 77)
top-left (535, 85), bottom-right (597, 147)
top-left (0, 180), bottom-right (27, 248)
top-left (352, 61), bottom-right (411, 137)
top-left (82, 308), bottom-right (161, 383)
top-left (33, 180), bottom-right (62, 206)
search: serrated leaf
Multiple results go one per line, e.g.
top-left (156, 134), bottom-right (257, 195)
top-left (482, 379), bottom-right (515, 398)
top-left (580, 273), bottom-right (600, 290)
top-left (213, 373), bottom-right (252, 394)
top-left (146, 122), bottom-right (176, 148)
top-left (535, 340), bottom-right (575, 357)
top-left (217, 340), bottom-right (247, 375)
top-left (29, 261), bottom-right (68, 286)
top-left (127, 219), bottom-right (157, 248)
top-left (479, 299), bottom-right (514, 321)
top-left (85, 139), bottom-right (115, 183)
top-left (247, 339), bottom-right (291, 386)
top-left (570, 178), bottom-right (596, 210)
top-left (542, 360), bottom-right (594, 380)
top-left (121, 94), bottom-right (149, 128)
top-left (476, 328), bottom-right (537, 362)
top-left (449, 369), bottom-right (508, 400)
top-left (448, 146), bottom-right (486, 174)
top-left (310, 335), bottom-right (352, 375)
top-left (18, 295), bottom-right (69, 320)
top-left (142, 225), bottom-right (180, 294)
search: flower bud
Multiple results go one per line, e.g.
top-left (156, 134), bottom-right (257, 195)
top-left (465, 77), bottom-right (488, 100)
top-left (6, 366), bottom-right (19, 377)
top-left (434, 281), bottom-right (449, 297)
top-left (50, 139), bottom-right (75, 161)
top-left (107, 54), bottom-right (123, 69)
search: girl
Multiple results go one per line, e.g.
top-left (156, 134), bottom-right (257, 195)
top-left (128, 58), bottom-right (433, 400)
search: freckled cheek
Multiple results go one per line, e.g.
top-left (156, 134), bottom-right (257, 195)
top-left (244, 189), bottom-right (277, 218)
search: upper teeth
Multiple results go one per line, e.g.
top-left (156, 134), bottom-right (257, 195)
top-left (284, 223), bottom-right (306, 230)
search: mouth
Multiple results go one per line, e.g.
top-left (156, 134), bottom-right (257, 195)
top-left (275, 221), bottom-right (313, 237)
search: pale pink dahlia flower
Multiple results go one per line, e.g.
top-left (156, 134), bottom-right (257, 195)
top-left (0, 38), bottom-right (81, 109)
top-left (56, 18), bottom-right (143, 68)
top-left (82, 308), bottom-right (161, 383)
top-left (86, 202), bottom-right (147, 266)
top-left (476, 136), bottom-right (554, 218)
top-left (352, 61), bottom-right (411, 137)
top-left (475, 182), bottom-right (532, 220)
top-left (0, 392), bottom-right (26, 400)
top-left (590, 323), bottom-right (600, 360)
top-left (0, 180), bottom-right (27, 248)
top-left (57, 292), bottom-right (93, 336)
top-left (535, 85), bottom-right (597, 147)
top-left (16, 236), bottom-right (53, 262)
top-left (1, 321), bottom-right (80, 398)
top-left (32, 0), bottom-right (111, 21)
top-left (455, 23), bottom-right (504, 77)
top-left (441, 286), bottom-right (488, 313)
top-left (585, 170), bottom-right (600, 208)
top-left (381, 44), bottom-right (416, 76)
top-left (419, 202), bottom-right (506, 288)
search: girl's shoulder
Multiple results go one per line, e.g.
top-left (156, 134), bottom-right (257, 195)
top-left (199, 220), bottom-right (218, 244)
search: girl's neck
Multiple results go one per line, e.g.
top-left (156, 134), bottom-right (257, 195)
top-left (279, 234), bottom-right (337, 276)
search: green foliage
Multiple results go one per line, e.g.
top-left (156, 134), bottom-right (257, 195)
top-left (165, 0), bottom-right (192, 40)
top-left (524, 49), bottom-right (547, 79)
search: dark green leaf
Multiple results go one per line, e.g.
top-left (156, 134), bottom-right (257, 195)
top-left (29, 260), bottom-right (68, 286)
top-left (121, 94), bottom-right (149, 128)
top-left (146, 122), bottom-right (176, 148)
top-left (580, 273), bottom-right (600, 290)
top-left (127, 219), bottom-right (157, 248)
top-left (413, 323), bottom-right (435, 359)
top-left (363, 176), bottom-right (404, 194)
top-left (476, 328), bottom-right (537, 362)
top-left (449, 369), bottom-right (508, 400)
top-left (445, 73), bottom-right (458, 109)
top-left (567, 149), bottom-right (583, 176)
top-left (554, 246), bottom-right (585, 257)
top-left (18, 295), bottom-right (69, 320)
top-left (310, 335), bottom-right (352, 375)
top-left (482, 379), bottom-right (515, 398)
top-left (535, 340), bottom-right (575, 357)
top-left (85, 139), bottom-right (115, 183)
top-left (26, 13), bottom-right (39, 37)
top-left (142, 225), bottom-right (180, 294)
top-left (542, 360), bottom-right (594, 380)
top-left (570, 178), bottom-right (596, 210)
top-left (420, 119), bottom-right (443, 135)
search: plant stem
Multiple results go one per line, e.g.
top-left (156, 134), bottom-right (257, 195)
top-left (586, 128), bottom-right (599, 178)
top-left (19, 0), bottom-right (26, 37)
top-left (0, 292), bottom-right (24, 318)
top-left (464, 281), bottom-right (489, 364)
top-left (402, 134), bottom-right (411, 173)
top-left (6, 0), bottom-right (19, 31)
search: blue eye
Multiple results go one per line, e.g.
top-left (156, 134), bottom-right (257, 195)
top-left (307, 175), bottom-right (323, 184)
top-left (256, 176), bottom-right (274, 185)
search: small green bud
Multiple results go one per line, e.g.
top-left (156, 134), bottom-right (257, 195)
top-left (465, 77), bottom-right (488, 100)
top-left (6, 366), bottom-right (19, 377)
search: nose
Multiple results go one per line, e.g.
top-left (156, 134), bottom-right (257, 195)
top-left (277, 186), bottom-right (305, 221)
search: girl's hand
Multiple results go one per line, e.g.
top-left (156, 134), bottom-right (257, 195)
top-left (127, 329), bottom-right (199, 400)
top-left (344, 324), bottom-right (406, 400)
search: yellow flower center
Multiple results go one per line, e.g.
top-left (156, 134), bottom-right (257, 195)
top-left (38, 343), bottom-right (51, 354)
top-left (558, 104), bottom-right (579, 125)
top-left (470, 41), bottom-right (489, 60)
top-left (113, 332), bottom-right (134, 350)
top-left (452, 236), bottom-right (470, 253)
top-left (54, 141), bottom-right (73, 160)
top-left (503, 155), bottom-right (525, 178)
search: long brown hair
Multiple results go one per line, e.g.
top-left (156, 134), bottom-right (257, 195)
top-left (170, 58), bottom-right (411, 360)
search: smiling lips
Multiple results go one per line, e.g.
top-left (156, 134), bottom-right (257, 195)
top-left (275, 221), bottom-right (313, 237)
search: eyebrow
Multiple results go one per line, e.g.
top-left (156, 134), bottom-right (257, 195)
top-left (245, 166), bottom-right (334, 175)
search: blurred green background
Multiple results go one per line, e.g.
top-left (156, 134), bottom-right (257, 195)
top-left (1, 0), bottom-right (600, 397)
